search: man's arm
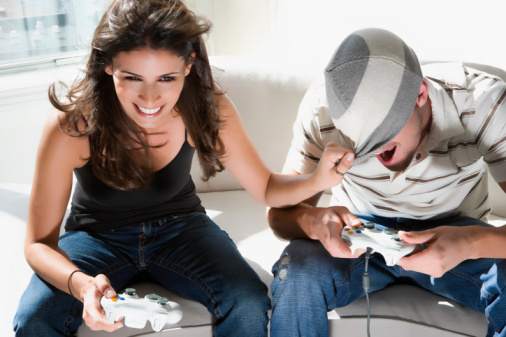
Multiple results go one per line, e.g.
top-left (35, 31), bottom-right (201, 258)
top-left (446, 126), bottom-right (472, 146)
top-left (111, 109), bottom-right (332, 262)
top-left (267, 189), bottom-right (323, 241)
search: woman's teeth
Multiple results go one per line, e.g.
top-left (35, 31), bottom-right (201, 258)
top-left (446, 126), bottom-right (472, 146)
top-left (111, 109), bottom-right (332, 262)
top-left (137, 105), bottom-right (161, 114)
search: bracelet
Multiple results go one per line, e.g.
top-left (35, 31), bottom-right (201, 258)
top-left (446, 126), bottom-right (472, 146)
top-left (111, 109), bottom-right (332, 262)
top-left (68, 269), bottom-right (84, 298)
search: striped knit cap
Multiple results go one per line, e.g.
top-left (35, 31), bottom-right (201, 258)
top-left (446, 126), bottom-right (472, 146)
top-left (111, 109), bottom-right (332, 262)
top-left (324, 28), bottom-right (423, 163)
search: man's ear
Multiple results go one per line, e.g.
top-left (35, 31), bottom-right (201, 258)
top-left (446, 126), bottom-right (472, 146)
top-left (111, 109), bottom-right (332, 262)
top-left (416, 78), bottom-right (429, 107)
top-left (184, 51), bottom-right (196, 76)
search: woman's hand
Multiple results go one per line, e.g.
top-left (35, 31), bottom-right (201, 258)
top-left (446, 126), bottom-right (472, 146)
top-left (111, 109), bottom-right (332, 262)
top-left (311, 142), bottom-right (355, 192)
top-left (81, 274), bottom-right (123, 332)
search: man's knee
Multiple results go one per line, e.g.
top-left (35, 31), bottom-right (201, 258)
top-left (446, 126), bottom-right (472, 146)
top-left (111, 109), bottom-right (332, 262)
top-left (273, 239), bottom-right (336, 280)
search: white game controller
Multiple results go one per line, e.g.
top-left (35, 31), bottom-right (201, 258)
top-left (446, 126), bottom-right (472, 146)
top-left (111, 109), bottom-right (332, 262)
top-left (100, 288), bottom-right (183, 332)
top-left (342, 221), bottom-right (417, 266)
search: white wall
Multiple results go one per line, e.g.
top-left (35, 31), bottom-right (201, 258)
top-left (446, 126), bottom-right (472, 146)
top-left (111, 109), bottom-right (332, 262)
top-left (187, 0), bottom-right (506, 71)
top-left (1, 0), bottom-right (505, 183)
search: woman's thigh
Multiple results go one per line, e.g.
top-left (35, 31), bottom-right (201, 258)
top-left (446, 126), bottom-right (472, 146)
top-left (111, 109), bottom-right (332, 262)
top-left (144, 214), bottom-right (270, 316)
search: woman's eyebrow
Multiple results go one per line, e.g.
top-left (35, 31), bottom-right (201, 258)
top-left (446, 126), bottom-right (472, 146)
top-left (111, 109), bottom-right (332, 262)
top-left (119, 70), bottom-right (181, 77)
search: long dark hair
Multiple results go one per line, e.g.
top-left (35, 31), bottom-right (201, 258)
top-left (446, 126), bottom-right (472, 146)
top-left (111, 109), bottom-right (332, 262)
top-left (49, 0), bottom-right (225, 190)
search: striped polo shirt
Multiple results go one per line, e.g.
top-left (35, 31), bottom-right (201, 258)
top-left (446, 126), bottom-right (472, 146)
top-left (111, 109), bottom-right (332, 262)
top-left (286, 62), bottom-right (506, 221)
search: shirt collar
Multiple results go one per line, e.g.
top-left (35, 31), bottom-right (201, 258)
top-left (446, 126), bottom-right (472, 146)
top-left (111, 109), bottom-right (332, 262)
top-left (424, 78), bottom-right (465, 150)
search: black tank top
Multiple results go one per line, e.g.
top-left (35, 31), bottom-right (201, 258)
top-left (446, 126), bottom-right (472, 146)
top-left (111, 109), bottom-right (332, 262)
top-left (65, 139), bottom-right (205, 232)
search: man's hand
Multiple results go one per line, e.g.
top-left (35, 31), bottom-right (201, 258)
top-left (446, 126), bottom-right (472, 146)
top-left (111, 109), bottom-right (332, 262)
top-left (397, 226), bottom-right (482, 278)
top-left (82, 274), bottom-right (123, 332)
top-left (302, 205), bottom-right (364, 258)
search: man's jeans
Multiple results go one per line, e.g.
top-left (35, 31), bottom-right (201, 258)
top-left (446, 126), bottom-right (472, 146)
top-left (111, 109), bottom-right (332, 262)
top-left (14, 213), bottom-right (270, 336)
top-left (271, 215), bottom-right (506, 337)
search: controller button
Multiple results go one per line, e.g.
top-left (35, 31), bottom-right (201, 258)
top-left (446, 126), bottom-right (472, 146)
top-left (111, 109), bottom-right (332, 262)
top-left (348, 231), bottom-right (354, 234)
top-left (112, 298), bottom-right (117, 302)
top-left (344, 227), bottom-right (350, 231)
top-left (125, 288), bottom-right (137, 296)
top-left (355, 230), bottom-right (362, 234)
top-left (146, 294), bottom-right (161, 301)
top-left (118, 297), bottom-right (125, 301)
top-left (383, 228), bottom-right (397, 236)
top-left (363, 221), bottom-right (375, 229)
top-left (158, 297), bottom-right (169, 305)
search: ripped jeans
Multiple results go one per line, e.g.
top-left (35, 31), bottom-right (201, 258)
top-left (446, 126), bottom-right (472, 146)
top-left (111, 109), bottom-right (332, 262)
top-left (14, 213), bottom-right (270, 337)
top-left (270, 215), bottom-right (506, 337)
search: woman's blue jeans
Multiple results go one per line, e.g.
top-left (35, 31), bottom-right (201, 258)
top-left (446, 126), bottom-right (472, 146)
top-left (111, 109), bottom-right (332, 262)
top-left (13, 213), bottom-right (270, 336)
top-left (271, 215), bottom-right (506, 337)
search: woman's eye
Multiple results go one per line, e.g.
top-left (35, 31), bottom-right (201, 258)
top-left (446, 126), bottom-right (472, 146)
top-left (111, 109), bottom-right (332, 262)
top-left (160, 76), bottom-right (175, 82)
top-left (125, 76), bottom-right (140, 81)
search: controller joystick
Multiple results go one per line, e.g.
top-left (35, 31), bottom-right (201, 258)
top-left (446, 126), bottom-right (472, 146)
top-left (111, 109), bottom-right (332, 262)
top-left (100, 288), bottom-right (183, 332)
top-left (342, 221), bottom-right (417, 266)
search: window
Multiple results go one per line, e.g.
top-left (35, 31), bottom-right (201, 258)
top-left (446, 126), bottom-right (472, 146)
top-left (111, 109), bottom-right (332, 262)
top-left (0, 0), bottom-right (112, 69)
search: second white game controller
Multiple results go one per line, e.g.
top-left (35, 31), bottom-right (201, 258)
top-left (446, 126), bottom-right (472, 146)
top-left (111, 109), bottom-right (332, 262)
top-left (342, 221), bottom-right (417, 266)
top-left (100, 288), bottom-right (183, 332)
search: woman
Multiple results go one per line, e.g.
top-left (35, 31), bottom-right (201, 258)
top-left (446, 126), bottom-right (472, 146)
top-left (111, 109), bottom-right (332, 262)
top-left (13, 0), bottom-right (352, 336)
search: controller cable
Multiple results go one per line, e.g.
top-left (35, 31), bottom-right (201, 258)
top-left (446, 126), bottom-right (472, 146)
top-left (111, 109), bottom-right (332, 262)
top-left (363, 247), bottom-right (374, 337)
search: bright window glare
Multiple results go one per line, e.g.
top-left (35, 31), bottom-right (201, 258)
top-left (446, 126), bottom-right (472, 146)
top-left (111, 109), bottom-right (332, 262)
top-left (0, 0), bottom-right (111, 67)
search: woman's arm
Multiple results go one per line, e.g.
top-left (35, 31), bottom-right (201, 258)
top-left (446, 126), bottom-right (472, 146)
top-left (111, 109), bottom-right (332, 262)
top-left (216, 94), bottom-right (353, 208)
top-left (25, 110), bottom-right (122, 331)
top-left (25, 110), bottom-right (87, 293)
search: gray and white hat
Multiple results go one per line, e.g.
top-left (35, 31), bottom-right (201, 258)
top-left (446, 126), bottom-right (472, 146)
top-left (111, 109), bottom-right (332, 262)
top-left (324, 28), bottom-right (423, 163)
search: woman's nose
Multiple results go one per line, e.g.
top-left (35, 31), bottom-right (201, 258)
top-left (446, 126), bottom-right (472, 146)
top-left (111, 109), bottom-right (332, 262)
top-left (139, 85), bottom-right (161, 106)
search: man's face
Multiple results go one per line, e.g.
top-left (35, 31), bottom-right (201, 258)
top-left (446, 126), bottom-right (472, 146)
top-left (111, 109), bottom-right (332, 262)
top-left (374, 110), bottom-right (424, 172)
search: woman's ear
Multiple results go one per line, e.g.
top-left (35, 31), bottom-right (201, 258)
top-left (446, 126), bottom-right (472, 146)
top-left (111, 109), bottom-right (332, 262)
top-left (184, 51), bottom-right (196, 76)
top-left (105, 64), bottom-right (113, 76)
top-left (416, 78), bottom-right (429, 107)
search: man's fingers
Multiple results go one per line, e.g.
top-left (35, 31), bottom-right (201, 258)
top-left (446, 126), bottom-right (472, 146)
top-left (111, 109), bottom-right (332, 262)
top-left (343, 212), bottom-right (362, 228)
top-left (399, 230), bottom-right (435, 244)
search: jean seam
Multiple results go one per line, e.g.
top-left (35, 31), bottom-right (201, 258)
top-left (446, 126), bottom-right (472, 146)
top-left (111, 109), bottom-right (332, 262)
top-left (484, 305), bottom-right (500, 336)
top-left (63, 298), bottom-right (79, 336)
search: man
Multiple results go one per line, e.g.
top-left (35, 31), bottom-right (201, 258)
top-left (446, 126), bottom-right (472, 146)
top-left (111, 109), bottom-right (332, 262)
top-left (268, 28), bottom-right (506, 337)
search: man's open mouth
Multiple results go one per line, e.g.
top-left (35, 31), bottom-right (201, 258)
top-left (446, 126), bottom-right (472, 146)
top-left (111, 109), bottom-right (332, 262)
top-left (375, 146), bottom-right (396, 164)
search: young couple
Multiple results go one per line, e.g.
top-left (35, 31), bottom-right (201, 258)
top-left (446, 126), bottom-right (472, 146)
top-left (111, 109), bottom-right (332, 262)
top-left (13, 1), bottom-right (506, 336)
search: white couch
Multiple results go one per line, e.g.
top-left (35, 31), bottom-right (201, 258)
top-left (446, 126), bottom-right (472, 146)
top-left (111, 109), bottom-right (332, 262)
top-left (2, 57), bottom-right (506, 337)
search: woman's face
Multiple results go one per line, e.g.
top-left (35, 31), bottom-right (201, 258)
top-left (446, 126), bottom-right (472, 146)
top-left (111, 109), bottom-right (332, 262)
top-left (105, 48), bottom-right (192, 131)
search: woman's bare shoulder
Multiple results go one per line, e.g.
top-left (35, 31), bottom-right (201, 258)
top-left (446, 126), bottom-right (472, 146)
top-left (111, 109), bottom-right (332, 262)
top-left (41, 109), bottom-right (90, 169)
